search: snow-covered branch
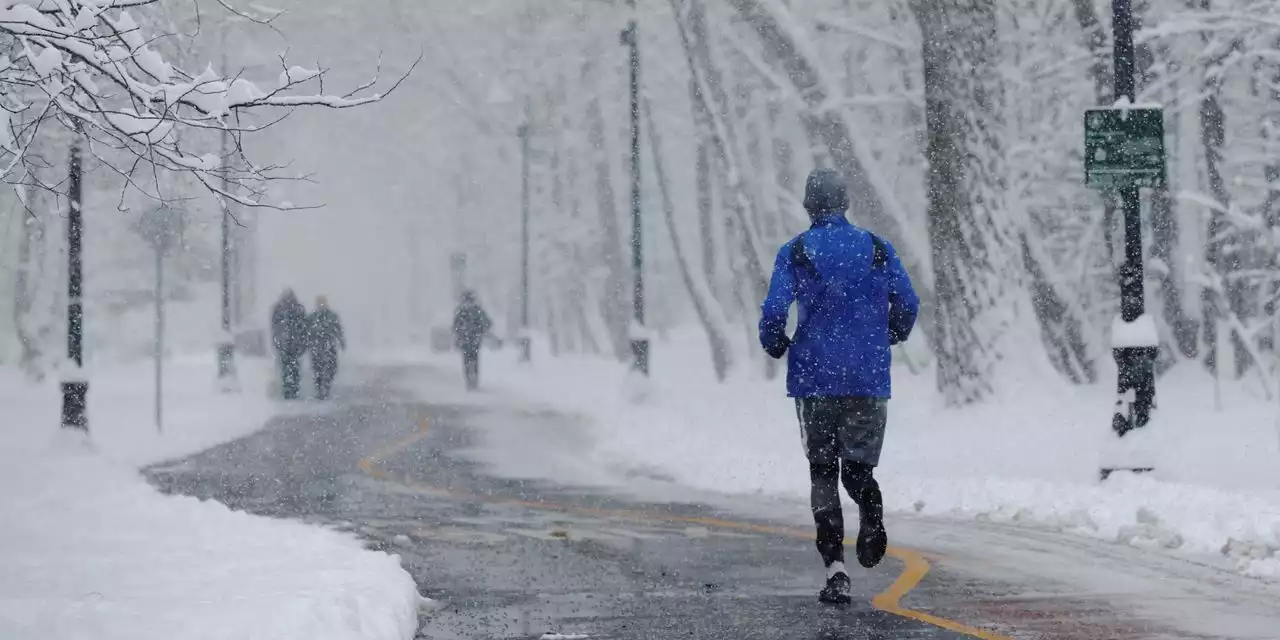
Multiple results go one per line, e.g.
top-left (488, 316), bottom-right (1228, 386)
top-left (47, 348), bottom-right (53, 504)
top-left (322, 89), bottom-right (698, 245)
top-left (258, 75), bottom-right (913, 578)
top-left (0, 0), bottom-right (416, 208)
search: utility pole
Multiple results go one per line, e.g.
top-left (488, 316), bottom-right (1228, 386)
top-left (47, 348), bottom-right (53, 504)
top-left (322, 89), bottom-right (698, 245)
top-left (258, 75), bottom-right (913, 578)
top-left (1084, 0), bottom-right (1164, 479)
top-left (621, 0), bottom-right (647, 376)
top-left (518, 119), bottom-right (532, 363)
top-left (60, 134), bottom-right (87, 431)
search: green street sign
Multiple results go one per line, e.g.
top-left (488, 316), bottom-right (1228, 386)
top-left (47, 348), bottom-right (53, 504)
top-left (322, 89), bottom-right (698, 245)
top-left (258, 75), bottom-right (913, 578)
top-left (1084, 107), bottom-right (1166, 189)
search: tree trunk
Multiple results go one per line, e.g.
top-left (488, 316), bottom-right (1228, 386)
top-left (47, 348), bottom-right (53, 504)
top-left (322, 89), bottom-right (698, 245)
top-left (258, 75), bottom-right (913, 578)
top-left (1071, 0), bottom-right (1112, 106)
top-left (674, 0), bottom-right (770, 303)
top-left (13, 206), bottom-right (42, 379)
top-left (1134, 2), bottom-right (1198, 362)
top-left (644, 97), bottom-right (734, 381)
top-left (912, 0), bottom-right (1007, 405)
top-left (1023, 234), bottom-right (1095, 383)
top-left (583, 55), bottom-right (631, 361)
top-left (692, 76), bottom-right (720, 300)
top-left (1262, 39), bottom-right (1280, 355)
top-left (1199, 35), bottom-right (1248, 376)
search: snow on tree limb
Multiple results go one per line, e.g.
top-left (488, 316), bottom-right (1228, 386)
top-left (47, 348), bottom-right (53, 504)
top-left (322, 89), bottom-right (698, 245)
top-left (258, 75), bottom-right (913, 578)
top-left (0, 0), bottom-right (417, 209)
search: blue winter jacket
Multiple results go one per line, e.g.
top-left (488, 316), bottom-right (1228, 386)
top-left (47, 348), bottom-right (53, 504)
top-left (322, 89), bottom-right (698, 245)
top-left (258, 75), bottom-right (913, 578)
top-left (758, 214), bottom-right (919, 398)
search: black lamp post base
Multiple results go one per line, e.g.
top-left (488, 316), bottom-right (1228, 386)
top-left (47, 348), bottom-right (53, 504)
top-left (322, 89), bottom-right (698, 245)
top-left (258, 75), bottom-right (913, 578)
top-left (1111, 345), bottom-right (1156, 437)
top-left (61, 381), bottom-right (88, 431)
top-left (217, 343), bottom-right (237, 383)
top-left (518, 336), bottom-right (532, 363)
top-left (631, 338), bottom-right (649, 377)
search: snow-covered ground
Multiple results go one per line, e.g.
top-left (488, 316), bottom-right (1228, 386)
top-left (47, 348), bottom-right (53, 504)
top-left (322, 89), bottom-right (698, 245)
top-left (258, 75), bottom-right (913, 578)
top-left (0, 356), bottom-right (422, 640)
top-left (397, 329), bottom-right (1280, 581)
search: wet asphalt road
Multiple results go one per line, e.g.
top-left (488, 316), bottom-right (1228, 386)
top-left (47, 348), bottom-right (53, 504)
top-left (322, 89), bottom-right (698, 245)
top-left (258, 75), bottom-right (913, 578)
top-left (144, 364), bottom-right (1280, 640)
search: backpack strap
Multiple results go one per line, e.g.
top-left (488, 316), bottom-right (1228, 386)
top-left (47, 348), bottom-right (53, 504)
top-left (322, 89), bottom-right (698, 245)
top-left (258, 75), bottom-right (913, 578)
top-left (790, 231), bottom-right (817, 277)
top-left (790, 230), bottom-right (888, 277)
top-left (870, 233), bottom-right (888, 270)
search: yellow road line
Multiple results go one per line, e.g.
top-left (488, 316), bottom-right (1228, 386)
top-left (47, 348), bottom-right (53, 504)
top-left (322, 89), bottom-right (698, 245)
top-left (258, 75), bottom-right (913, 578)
top-left (358, 420), bottom-right (1013, 640)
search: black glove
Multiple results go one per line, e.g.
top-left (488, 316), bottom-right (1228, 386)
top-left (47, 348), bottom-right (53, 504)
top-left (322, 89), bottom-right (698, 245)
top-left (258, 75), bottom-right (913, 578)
top-left (764, 335), bottom-right (791, 360)
top-left (889, 326), bottom-right (909, 346)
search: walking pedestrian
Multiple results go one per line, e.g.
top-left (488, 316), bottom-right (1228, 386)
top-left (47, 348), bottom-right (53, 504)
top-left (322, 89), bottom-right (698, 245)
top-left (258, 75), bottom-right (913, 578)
top-left (307, 296), bottom-right (346, 400)
top-left (270, 289), bottom-right (308, 400)
top-left (452, 290), bottom-right (493, 391)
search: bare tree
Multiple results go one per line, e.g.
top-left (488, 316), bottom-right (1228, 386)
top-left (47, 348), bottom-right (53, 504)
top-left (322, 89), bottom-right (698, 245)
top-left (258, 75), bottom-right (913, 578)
top-left (0, 1), bottom-right (413, 209)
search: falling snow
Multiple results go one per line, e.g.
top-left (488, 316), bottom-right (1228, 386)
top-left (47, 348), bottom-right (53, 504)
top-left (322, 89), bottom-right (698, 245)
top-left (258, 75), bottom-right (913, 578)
top-left (4, 0), bottom-right (1280, 638)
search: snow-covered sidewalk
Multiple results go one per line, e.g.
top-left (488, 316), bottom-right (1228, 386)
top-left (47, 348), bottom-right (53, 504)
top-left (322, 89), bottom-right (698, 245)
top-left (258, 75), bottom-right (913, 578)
top-left (0, 357), bottom-right (422, 640)
top-left (399, 331), bottom-right (1280, 581)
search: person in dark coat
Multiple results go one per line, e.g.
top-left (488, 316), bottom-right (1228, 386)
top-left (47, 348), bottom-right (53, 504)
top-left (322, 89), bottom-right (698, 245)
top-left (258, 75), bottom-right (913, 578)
top-left (759, 168), bottom-right (919, 605)
top-left (270, 289), bottom-right (308, 399)
top-left (452, 290), bottom-right (493, 391)
top-left (306, 296), bottom-right (346, 400)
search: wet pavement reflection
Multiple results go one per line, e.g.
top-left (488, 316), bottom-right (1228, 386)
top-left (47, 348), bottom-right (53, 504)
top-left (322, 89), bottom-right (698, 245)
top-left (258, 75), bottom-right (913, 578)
top-left (148, 365), bottom-right (1226, 640)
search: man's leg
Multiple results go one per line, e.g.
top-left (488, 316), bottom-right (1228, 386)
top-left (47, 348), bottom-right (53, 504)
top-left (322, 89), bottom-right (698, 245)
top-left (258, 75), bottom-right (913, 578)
top-left (463, 350), bottom-right (479, 390)
top-left (321, 349), bottom-right (339, 399)
top-left (280, 354), bottom-right (292, 399)
top-left (276, 353), bottom-right (288, 397)
top-left (810, 461), bottom-right (844, 567)
top-left (284, 352), bottom-right (301, 399)
top-left (798, 398), bottom-right (851, 603)
top-left (837, 397), bottom-right (889, 568)
top-left (314, 360), bottom-right (329, 400)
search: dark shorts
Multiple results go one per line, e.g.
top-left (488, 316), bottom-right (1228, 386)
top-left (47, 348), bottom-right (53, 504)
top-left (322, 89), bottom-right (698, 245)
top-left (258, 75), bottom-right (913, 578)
top-left (795, 397), bottom-right (888, 467)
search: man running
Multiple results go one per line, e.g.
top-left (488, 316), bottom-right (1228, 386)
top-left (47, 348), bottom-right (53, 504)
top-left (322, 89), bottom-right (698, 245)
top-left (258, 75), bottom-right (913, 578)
top-left (758, 168), bottom-right (920, 605)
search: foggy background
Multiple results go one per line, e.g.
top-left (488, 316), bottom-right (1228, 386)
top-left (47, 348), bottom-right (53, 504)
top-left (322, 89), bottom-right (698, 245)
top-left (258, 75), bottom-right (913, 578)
top-left (3, 0), bottom-right (1279, 403)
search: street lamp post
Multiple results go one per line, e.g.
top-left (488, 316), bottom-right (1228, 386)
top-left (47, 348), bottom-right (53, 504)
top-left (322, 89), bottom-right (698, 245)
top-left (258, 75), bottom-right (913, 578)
top-left (60, 134), bottom-right (88, 431)
top-left (216, 121), bottom-right (237, 388)
top-left (213, 26), bottom-right (243, 387)
top-left (518, 121), bottom-right (533, 363)
top-left (621, 1), bottom-right (647, 376)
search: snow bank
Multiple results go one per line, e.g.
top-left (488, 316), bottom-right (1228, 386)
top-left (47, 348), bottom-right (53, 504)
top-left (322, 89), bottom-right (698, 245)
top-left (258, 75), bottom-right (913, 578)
top-left (418, 329), bottom-right (1280, 581)
top-left (76, 355), bottom-right (276, 467)
top-left (0, 358), bottom-right (422, 640)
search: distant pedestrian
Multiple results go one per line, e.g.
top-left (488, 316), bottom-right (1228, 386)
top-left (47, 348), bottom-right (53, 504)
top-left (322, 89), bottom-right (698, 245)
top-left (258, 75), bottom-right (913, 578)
top-left (270, 289), bottom-right (308, 400)
top-left (759, 168), bottom-right (920, 605)
top-left (307, 296), bottom-right (346, 400)
top-left (452, 290), bottom-right (493, 391)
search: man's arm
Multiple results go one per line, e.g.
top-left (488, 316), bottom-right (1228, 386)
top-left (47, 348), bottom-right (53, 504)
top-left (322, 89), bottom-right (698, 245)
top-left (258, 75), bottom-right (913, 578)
top-left (884, 243), bottom-right (919, 345)
top-left (452, 309), bottom-right (465, 337)
top-left (759, 243), bottom-right (797, 359)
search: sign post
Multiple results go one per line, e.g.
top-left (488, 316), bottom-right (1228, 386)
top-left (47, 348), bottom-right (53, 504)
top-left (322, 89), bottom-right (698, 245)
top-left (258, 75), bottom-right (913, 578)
top-left (135, 206), bottom-right (184, 434)
top-left (1086, 0), bottom-right (1166, 481)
